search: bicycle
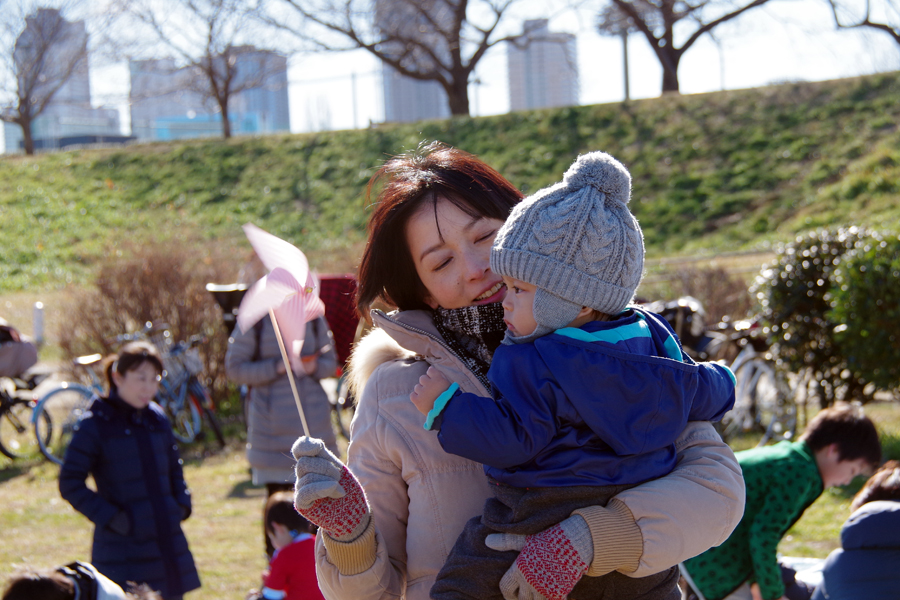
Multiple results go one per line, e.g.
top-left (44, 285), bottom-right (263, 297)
top-left (32, 354), bottom-right (104, 465)
top-left (0, 372), bottom-right (50, 460)
top-left (155, 334), bottom-right (225, 447)
top-left (698, 320), bottom-right (797, 446)
top-left (646, 297), bottom-right (797, 447)
top-left (115, 322), bottom-right (224, 447)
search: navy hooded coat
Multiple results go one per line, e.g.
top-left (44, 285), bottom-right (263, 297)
top-left (59, 394), bottom-right (200, 598)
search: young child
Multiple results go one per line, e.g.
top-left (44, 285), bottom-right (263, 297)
top-left (682, 402), bottom-right (881, 600)
top-left (59, 342), bottom-right (201, 600)
top-left (409, 151), bottom-right (737, 600)
top-left (250, 491), bottom-right (325, 600)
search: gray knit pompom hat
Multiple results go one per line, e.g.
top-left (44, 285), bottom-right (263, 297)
top-left (491, 151), bottom-right (644, 343)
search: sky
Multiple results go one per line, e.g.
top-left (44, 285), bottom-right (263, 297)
top-left (280, 0), bottom-right (899, 132)
top-left (5, 0), bottom-right (900, 150)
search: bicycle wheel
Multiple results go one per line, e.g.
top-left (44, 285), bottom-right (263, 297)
top-left (157, 389), bottom-right (201, 443)
top-left (750, 363), bottom-right (796, 446)
top-left (34, 384), bottom-right (95, 465)
top-left (719, 356), bottom-right (767, 441)
top-left (0, 398), bottom-right (49, 459)
top-left (188, 379), bottom-right (225, 448)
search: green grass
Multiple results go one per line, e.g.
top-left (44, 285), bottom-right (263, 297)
top-left (0, 442), bottom-right (267, 600)
top-left (3, 72), bottom-right (900, 293)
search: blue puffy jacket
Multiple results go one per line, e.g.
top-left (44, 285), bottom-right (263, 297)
top-left (59, 394), bottom-right (201, 598)
top-left (436, 307), bottom-right (735, 488)
top-left (812, 500), bottom-right (900, 600)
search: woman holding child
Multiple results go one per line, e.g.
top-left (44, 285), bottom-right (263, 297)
top-left (291, 142), bottom-right (745, 600)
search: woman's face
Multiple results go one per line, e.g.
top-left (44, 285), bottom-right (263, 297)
top-left (112, 361), bottom-right (161, 409)
top-left (405, 197), bottom-right (507, 310)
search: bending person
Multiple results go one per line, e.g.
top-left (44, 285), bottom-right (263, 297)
top-left (292, 141), bottom-right (746, 600)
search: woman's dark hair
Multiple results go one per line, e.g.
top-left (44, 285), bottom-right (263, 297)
top-left (356, 141), bottom-right (524, 316)
top-left (104, 341), bottom-right (164, 395)
top-left (265, 491), bottom-right (315, 535)
top-left (850, 459), bottom-right (900, 512)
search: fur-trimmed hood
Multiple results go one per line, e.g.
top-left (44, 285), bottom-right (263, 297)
top-left (347, 309), bottom-right (490, 401)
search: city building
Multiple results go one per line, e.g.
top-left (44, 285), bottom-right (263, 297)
top-left (507, 19), bottom-right (579, 112)
top-left (5, 8), bottom-right (125, 153)
top-left (374, 0), bottom-right (450, 123)
top-left (129, 47), bottom-right (290, 141)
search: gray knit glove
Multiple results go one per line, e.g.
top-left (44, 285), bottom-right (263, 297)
top-left (292, 436), bottom-right (371, 542)
top-left (485, 514), bottom-right (594, 600)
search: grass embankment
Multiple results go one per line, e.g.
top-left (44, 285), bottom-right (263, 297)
top-left (2, 402), bottom-right (898, 596)
top-left (3, 71), bottom-right (900, 293)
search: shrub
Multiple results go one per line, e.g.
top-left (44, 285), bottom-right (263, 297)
top-left (752, 227), bottom-right (877, 406)
top-left (829, 234), bottom-right (900, 392)
top-left (57, 241), bottom-right (240, 412)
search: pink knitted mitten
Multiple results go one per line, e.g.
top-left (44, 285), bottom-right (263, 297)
top-left (292, 436), bottom-right (371, 542)
top-left (494, 514), bottom-right (593, 600)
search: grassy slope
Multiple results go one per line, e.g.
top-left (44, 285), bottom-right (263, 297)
top-left (2, 72), bottom-right (900, 293)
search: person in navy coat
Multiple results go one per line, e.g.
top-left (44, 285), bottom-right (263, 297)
top-left (812, 460), bottom-right (900, 600)
top-left (59, 341), bottom-right (200, 600)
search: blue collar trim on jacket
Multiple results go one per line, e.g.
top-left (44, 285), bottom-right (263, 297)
top-left (555, 313), bottom-right (684, 362)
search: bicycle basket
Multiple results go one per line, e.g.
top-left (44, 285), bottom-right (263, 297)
top-left (182, 347), bottom-right (204, 376)
top-left (162, 353), bottom-right (187, 384)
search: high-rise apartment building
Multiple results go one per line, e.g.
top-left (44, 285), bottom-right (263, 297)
top-left (375, 0), bottom-right (450, 123)
top-left (507, 19), bottom-right (578, 112)
top-left (129, 47), bottom-right (290, 141)
top-left (5, 8), bottom-right (122, 152)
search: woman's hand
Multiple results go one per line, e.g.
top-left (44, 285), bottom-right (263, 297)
top-left (291, 436), bottom-right (371, 542)
top-left (485, 514), bottom-right (593, 600)
top-left (410, 366), bottom-right (451, 415)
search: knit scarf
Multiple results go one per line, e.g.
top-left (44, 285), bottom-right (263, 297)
top-left (432, 302), bottom-right (506, 390)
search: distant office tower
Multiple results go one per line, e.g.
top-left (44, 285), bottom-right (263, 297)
top-left (375, 0), bottom-right (450, 123)
top-left (129, 47), bottom-right (290, 141)
top-left (6, 8), bottom-right (122, 152)
top-left (507, 19), bottom-right (578, 112)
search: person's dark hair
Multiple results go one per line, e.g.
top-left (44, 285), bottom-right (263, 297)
top-left (850, 459), bottom-right (900, 512)
top-left (2, 569), bottom-right (73, 600)
top-left (1, 566), bottom-right (162, 600)
top-left (799, 402), bottom-right (881, 466)
top-left (265, 491), bottom-right (314, 535)
top-left (104, 341), bottom-right (164, 395)
top-left (356, 140), bottom-right (524, 316)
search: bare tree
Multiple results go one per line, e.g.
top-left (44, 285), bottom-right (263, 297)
top-left (0, 1), bottom-right (90, 155)
top-left (112, 0), bottom-right (284, 139)
top-left (828, 0), bottom-right (900, 45)
top-left (268, 0), bottom-right (546, 117)
top-left (596, 3), bottom-right (651, 100)
top-left (600, 0), bottom-right (775, 93)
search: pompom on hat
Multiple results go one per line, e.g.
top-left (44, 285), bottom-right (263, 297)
top-left (490, 151), bottom-right (645, 343)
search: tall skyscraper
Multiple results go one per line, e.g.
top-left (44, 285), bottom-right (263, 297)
top-left (129, 47), bottom-right (290, 141)
top-left (6, 8), bottom-right (122, 152)
top-left (375, 0), bottom-right (450, 123)
top-left (507, 19), bottom-right (579, 112)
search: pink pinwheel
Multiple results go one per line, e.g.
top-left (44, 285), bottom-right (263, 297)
top-left (237, 224), bottom-right (325, 372)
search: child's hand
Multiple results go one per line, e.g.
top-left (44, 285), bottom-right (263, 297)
top-left (410, 366), bottom-right (451, 415)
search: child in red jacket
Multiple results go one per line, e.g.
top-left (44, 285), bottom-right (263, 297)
top-left (250, 491), bottom-right (325, 600)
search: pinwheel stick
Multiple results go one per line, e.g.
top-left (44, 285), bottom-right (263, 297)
top-left (268, 308), bottom-right (311, 437)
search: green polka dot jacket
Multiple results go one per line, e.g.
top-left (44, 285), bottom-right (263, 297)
top-left (683, 440), bottom-right (823, 600)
